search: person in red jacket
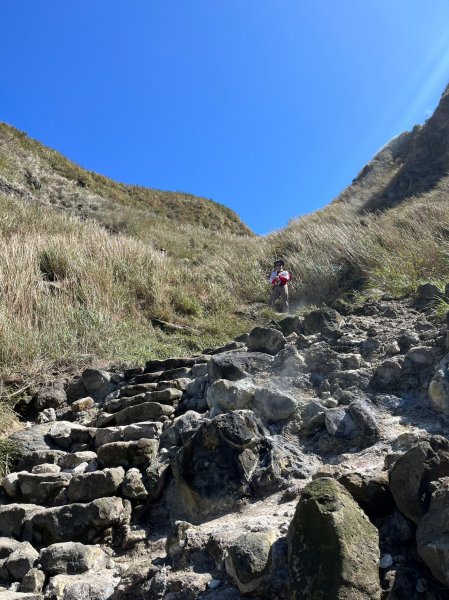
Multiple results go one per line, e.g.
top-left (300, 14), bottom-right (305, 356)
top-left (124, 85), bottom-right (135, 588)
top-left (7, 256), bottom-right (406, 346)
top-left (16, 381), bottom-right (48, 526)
top-left (268, 259), bottom-right (291, 313)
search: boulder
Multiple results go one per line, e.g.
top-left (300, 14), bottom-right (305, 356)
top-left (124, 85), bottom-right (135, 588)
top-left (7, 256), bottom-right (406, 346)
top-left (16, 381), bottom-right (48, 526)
top-left (287, 478), bottom-right (381, 599)
top-left (337, 471), bottom-right (393, 518)
top-left (225, 530), bottom-right (276, 594)
top-left (0, 504), bottom-right (43, 539)
top-left (5, 542), bottom-right (39, 581)
top-left (247, 327), bottom-right (286, 355)
top-left (30, 497), bottom-right (125, 546)
top-left (9, 424), bottom-right (54, 455)
top-left (122, 468), bottom-right (148, 501)
top-left (277, 315), bottom-right (303, 336)
top-left (324, 408), bottom-right (358, 438)
top-left (43, 569), bottom-right (120, 599)
top-left (47, 422), bottom-right (96, 450)
top-left (206, 379), bottom-right (254, 415)
top-left (31, 463), bottom-right (61, 474)
top-left (207, 351), bottom-right (273, 383)
top-left (105, 388), bottom-right (182, 413)
top-left (66, 378), bottom-right (88, 404)
top-left (373, 359), bottom-right (402, 388)
top-left (415, 283), bottom-right (444, 303)
top-left (405, 346), bottom-right (435, 365)
top-left (71, 397), bottom-right (95, 413)
top-left (122, 422), bottom-right (162, 441)
top-left (160, 411), bottom-right (205, 448)
top-left (429, 359), bottom-right (449, 415)
top-left (417, 477), bottom-right (449, 587)
top-left (168, 411), bottom-right (273, 523)
top-left (97, 439), bottom-right (158, 469)
top-left (303, 308), bottom-right (344, 335)
top-left (40, 541), bottom-right (107, 575)
top-left (59, 451), bottom-right (97, 471)
top-left (19, 568), bottom-right (45, 593)
top-left (67, 467), bottom-right (125, 503)
top-left (17, 472), bottom-right (72, 504)
top-left (81, 368), bottom-right (115, 400)
top-left (17, 449), bottom-right (66, 471)
top-left (34, 386), bottom-right (66, 411)
top-left (0, 538), bottom-right (20, 559)
top-left (348, 399), bottom-right (379, 441)
top-left (252, 388), bottom-right (297, 422)
top-left (114, 402), bottom-right (174, 425)
top-left (389, 436), bottom-right (449, 524)
top-left (271, 345), bottom-right (305, 374)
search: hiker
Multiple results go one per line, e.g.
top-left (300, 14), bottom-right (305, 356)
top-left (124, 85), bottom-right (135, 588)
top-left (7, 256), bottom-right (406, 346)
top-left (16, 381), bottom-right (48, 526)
top-left (268, 259), bottom-right (291, 313)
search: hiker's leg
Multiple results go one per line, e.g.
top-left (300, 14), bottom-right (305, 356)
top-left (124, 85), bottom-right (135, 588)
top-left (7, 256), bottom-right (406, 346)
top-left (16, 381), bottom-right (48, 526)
top-left (281, 285), bottom-right (289, 313)
top-left (268, 287), bottom-right (280, 307)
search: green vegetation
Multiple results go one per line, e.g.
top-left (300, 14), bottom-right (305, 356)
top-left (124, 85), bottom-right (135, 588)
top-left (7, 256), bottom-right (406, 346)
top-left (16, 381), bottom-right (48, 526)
top-left (1, 88), bottom-right (449, 439)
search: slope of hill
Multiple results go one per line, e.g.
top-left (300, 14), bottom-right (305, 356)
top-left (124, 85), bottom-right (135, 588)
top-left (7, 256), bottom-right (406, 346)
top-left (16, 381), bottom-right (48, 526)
top-left (0, 123), bottom-right (253, 241)
top-left (2, 83), bottom-right (449, 386)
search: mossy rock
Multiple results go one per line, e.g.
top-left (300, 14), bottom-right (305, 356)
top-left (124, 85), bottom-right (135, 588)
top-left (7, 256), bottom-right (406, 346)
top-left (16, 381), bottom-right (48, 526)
top-left (287, 477), bottom-right (381, 599)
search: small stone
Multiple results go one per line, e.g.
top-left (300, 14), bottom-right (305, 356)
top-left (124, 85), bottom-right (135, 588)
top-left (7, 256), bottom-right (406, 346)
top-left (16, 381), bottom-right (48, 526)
top-left (208, 579), bottom-right (221, 589)
top-left (71, 397), bottom-right (95, 413)
top-left (386, 341), bottom-right (401, 355)
top-left (379, 554), bottom-right (393, 569)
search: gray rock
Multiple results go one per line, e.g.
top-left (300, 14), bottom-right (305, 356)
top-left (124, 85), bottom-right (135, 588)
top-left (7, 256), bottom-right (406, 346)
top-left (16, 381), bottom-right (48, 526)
top-left (417, 477), bottom-right (449, 587)
top-left (19, 568), bottom-right (45, 593)
top-left (0, 504), bottom-right (42, 538)
top-left (5, 542), bottom-right (39, 580)
top-left (66, 378), bottom-right (88, 404)
top-left (122, 421), bottom-right (162, 441)
top-left (17, 449), bottom-right (67, 471)
top-left (415, 283), bottom-right (444, 302)
top-left (303, 308), bottom-right (344, 335)
top-left (47, 422), bottom-right (95, 450)
top-left (31, 463), bottom-right (61, 475)
top-left (81, 368), bottom-right (115, 400)
top-left (71, 397), bottom-right (95, 413)
top-left (0, 538), bottom-right (20, 559)
top-left (360, 337), bottom-right (381, 357)
top-left (271, 345), bottom-right (305, 374)
top-left (31, 497), bottom-right (125, 546)
top-left (95, 427), bottom-right (122, 449)
top-left (405, 346), bottom-right (435, 365)
top-left (2, 472), bottom-right (21, 497)
top-left (389, 437), bottom-right (449, 524)
top-left (324, 408), bottom-right (358, 438)
top-left (225, 530), bottom-right (276, 594)
top-left (348, 400), bottom-right (379, 440)
top-left (277, 315), bottom-right (303, 336)
top-left (122, 468), bottom-right (148, 500)
top-left (288, 478), bottom-right (381, 599)
top-left (9, 424), bottom-right (54, 455)
top-left (43, 569), bottom-right (119, 599)
top-left (114, 402), bottom-right (174, 425)
top-left (252, 388), bottom-right (297, 422)
top-left (207, 351), bottom-right (274, 383)
top-left (59, 451), bottom-right (97, 471)
top-left (206, 379), bottom-right (254, 415)
top-left (160, 411), bottom-right (205, 447)
top-left (40, 541), bottom-right (107, 575)
top-left (429, 368), bottom-right (449, 415)
top-left (36, 408), bottom-right (56, 424)
top-left (67, 467), bottom-right (125, 503)
top-left (248, 327), bottom-right (286, 355)
top-left (17, 472), bottom-right (72, 504)
top-left (373, 359), bottom-right (402, 387)
top-left (97, 439), bottom-right (158, 469)
top-left (34, 386), bottom-right (66, 411)
top-left (105, 388), bottom-right (182, 413)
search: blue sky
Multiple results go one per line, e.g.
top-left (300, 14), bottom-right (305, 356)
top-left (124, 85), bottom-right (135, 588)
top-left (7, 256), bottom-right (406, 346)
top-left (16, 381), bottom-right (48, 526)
top-left (1, 1), bottom-right (449, 234)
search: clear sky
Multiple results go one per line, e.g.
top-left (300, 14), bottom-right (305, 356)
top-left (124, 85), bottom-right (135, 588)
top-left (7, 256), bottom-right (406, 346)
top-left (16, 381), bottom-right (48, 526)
top-left (2, 1), bottom-right (449, 234)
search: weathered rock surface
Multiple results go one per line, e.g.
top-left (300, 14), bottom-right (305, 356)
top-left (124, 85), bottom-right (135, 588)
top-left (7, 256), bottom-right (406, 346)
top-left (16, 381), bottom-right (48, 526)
top-left (287, 478), bottom-right (381, 599)
top-left (40, 541), bottom-right (107, 575)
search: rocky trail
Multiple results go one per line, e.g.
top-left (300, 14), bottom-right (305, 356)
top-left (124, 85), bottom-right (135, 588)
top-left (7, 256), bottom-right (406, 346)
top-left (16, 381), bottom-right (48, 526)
top-left (3, 285), bottom-right (449, 599)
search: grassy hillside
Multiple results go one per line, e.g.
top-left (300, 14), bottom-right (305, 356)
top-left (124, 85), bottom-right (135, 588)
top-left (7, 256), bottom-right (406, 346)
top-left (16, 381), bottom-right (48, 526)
top-left (0, 123), bottom-right (253, 240)
top-left (2, 83), bottom-right (449, 397)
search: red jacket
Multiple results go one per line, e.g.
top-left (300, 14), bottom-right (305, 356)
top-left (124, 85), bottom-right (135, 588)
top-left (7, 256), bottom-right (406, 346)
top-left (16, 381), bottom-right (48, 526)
top-left (269, 270), bottom-right (291, 286)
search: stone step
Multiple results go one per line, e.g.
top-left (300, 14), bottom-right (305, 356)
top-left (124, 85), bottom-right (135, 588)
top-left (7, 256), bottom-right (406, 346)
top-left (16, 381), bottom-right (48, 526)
top-left (97, 439), bottom-right (158, 469)
top-left (144, 356), bottom-right (207, 374)
top-left (104, 388), bottom-right (182, 414)
top-left (95, 422), bottom-right (162, 448)
top-left (113, 402), bottom-right (174, 426)
top-left (131, 366), bottom-right (192, 384)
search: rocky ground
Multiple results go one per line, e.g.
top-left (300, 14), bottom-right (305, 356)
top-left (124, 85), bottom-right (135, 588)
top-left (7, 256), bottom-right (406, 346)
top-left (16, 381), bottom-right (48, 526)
top-left (2, 284), bottom-right (449, 599)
